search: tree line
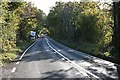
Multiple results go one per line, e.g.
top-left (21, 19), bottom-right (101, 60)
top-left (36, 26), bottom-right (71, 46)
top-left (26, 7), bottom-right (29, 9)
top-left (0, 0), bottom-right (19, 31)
top-left (0, 1), bottom-right (45, 55)
top-left (113, 1), bottom-right (120, 63)
top-left (47, 1), bottom-right (120, 64)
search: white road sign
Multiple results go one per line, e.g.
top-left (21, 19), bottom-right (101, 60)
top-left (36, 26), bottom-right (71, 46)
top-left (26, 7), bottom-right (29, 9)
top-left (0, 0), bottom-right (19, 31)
top-left (31, 31), bottom-right (36, 37)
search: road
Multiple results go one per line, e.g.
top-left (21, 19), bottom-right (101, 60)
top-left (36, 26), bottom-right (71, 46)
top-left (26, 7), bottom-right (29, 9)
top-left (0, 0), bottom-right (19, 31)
top-left (1, 36), bottom-right (119, 79)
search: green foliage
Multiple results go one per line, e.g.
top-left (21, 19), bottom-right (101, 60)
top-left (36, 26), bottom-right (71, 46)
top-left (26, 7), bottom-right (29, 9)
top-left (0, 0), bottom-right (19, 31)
top-left (0, 54), bottom-right (3, 66)
top-left (1, 2), bottom-right (20, 53)
top-left (0, 2), bottom-right (45, 64)
top-left (103, 52), bottom-right (110, 57)
top-left (47, 1), bottom-right (113, 60)
top-left (1, 53), bottom-right (17, 63)
top-left (39, 28), bottom-right (50, 35)
top-left (16, 3), bottom-right (45, 41)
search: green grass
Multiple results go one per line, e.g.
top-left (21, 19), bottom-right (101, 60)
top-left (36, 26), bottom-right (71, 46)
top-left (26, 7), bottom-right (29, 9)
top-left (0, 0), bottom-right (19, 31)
top-left (53, 38), bottom-right (119, 64)
top-left (56, 39), bottom-right (97, 55)
top-left (16, 40), bottom-right (33, 54)
top-left (76, 42), bottom-right (97, 53)
top-left (0, 53), bottom-right (17, 63)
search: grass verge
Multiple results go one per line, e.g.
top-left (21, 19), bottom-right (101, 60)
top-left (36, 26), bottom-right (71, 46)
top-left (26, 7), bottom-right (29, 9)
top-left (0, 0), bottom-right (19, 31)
top-left (53, 38), bottom-right (119, 64)
top-left (0, 40), bottom-right (34, 66)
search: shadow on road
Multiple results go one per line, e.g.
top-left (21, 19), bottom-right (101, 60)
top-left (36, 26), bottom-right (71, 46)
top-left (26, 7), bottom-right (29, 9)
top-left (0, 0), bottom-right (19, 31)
top-left (41, 67), bottom-right (77, 78)
top-left (15, 38), bottom-right (119, 79)
top-left (21, 50), bottom-right (61, 63)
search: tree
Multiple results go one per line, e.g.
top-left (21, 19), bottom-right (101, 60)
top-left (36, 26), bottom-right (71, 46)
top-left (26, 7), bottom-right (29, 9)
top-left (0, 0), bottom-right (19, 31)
top-left (47, 1), bottom-right (113, 57)
top-left (16, 2), bottom-right (45, 41)
top-left (0, 1), bottom-right (45, 53)
top-left (1, 2), bottom-right (22, 53)
top-left (112, 1), bottom-right (120, 61)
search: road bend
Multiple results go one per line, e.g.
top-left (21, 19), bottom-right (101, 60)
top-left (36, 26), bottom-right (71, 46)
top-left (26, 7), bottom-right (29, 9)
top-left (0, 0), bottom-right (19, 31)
top-left (2, 36), bottom-right (119, 79)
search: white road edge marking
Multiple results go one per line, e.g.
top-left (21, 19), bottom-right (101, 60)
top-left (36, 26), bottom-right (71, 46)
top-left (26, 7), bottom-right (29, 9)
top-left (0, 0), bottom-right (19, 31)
top-left (19, 39), bottom-right (38, 60)
top-left (11, 39), bottom-right (38, 73)
top-left (61, 58), bottom-right (65, 60)
top-left (45, 38), bottom-right (100, 79)
top-left (11, 67), bottom-right (16, 73)
top-left (16, 62), bottom-right (19, 64)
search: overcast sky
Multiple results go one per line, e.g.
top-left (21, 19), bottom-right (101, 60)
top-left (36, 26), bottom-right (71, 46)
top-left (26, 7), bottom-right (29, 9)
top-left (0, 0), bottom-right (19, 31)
top-left (25, 0), bottom-right (112, 15)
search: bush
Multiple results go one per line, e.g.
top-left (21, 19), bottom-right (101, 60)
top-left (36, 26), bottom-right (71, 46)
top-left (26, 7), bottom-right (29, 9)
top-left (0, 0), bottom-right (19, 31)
top-left (1, 53), bottom-right (17, 63)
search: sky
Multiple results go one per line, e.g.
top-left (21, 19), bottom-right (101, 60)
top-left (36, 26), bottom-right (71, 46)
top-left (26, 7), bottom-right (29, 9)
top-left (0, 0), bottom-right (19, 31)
top-left (25, 0), bottom-right (113, 15)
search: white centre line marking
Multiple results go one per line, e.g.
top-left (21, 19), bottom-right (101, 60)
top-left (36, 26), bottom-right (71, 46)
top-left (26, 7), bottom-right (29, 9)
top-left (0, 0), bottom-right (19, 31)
top-left (45, 37), bottom-right (100, 79)
top-left (61, 58), bottom-right (65, 60)
top-left (11, 67), bottom-right (16, 73)
top-left (16, 62), bottom-right (19, 64)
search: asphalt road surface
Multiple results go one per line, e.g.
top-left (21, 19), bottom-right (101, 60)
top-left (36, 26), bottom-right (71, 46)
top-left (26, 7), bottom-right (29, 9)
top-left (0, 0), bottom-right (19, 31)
top-left (1, 36), bottom-right (119, 80)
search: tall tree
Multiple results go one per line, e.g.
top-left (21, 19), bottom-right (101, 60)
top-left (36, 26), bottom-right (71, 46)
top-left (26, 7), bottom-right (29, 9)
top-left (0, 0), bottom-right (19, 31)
top-left (0, 1), bottom-right (45, 53)
top-left (113, 1), bottom-right (120, 61)
top-left (47, 1), bottom-right (113, 56)
top-left (1, 2), bottom-right (22, 53)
